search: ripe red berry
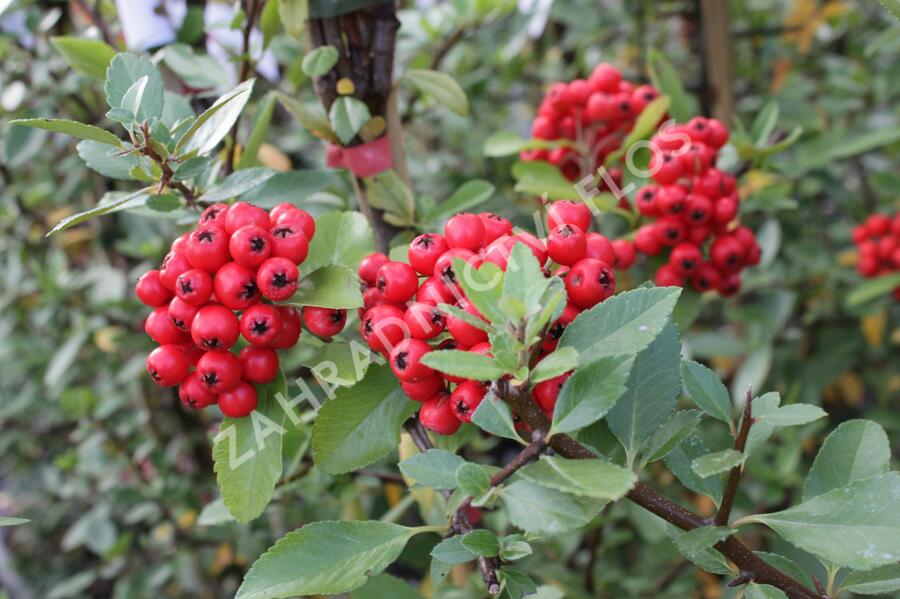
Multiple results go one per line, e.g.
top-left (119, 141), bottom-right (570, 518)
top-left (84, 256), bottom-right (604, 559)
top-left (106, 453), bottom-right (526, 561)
top-left (136, 270), bottom-right (173, 307)
top-left (433, 248), bottom-right (477, 290)
top-left (302, 306), bottom-right (347, 338)
top-left (376, 261), bottom-right (419, 303)
top-left (547, 200), bottom-right (592, 233)
top-left (145, 306), bottom-right (189, 345)
top-left (272, 306), bottom-right (302, 349)
top-left (408, 234), bottom-right (449, 276)
top-left (256, 257), bottom-right (298, 302)
top-left (146, 345), bottom-right (190, 387)
top-left (511, 233), bottom-right (548, 266)
top-left (653, 218), bottom-right (687, 247)
top-left (168, 296), bottom-right (201, 331)
top-left (361, 304), bottom-right (408, 354)
top-left (586, 93), bottom-right (616, 121)
top-left (532, 372), bottom-right (570, 415)
top-left (404, 302), bottom-right (446, 339)
top-left (224, 202), bottom-right (270, 234)
top-left (584, 232), bottom-right (617, 265)
top-left (239, 346), bottom-right (280, 383)
top-left (187, 225), bottom-right (230, 273)
top-left (714, 197), bottom-right (739, 225)
top-left (670, 243), bottom-right (703, 276)
top-left (196, 350), bottom-right (242, 394)
top-left (478, 212), bottom-right (513, 244)
top-left (159, 251), bottom-right (192, 291)
top-left (401, 376), bottom-right (445, 402)
top-left (654, 264), bottom-right (685, 287)
top-left (691, 263), bottom-right (723, 293)
top-left (589, 62), bottom-right (622, 92)
top-left (362, 287), bottom-right (388, 310)
top-left (634, 225), bottom-right (663, 256)
top-left (240, 304), bottom-right (283, 346)
top-left (710, 236), bottom-right (746, 273)
top-left (447, 298), bottom-right (489, 346)
top-left (178, 372), bottom-right (218, 408)
top-left (634, 185), bottom-right (660, 216)
top-left (229, 225), bottom-right (273, 268)
top-left (175, 268), bottom-right (213, 306)
top-left (650, 152), bottom-right (683, 185)
top-left (419, 391), bottom-right (461, 435)
top-left (706, 118), bottom-right (729, 148)
top-left (390, 338), bottom-right (434, 382)
top-left (451, 380), bottom-right (488, 423)
top-left (416, 277), bottom-right (454, 305)
top-left (445, 213), bottom-right (486, 251)
top-left (191, 304), bottom-right (240, 350)
top-left (657, 186), bottom-right (687, 216)
top-left (275, 208), bottom-right (315, 241)
top-left (611, 239), bottom-right (636, 269)
top-left (565, 258), bottom-right (615, 309)
top-left (718, 272), bottom-right (742, 297)
top-left (219, 381), bottom-right (258, 418)
top-left (268, 222), bottom-right (310, 264)
top-left (359, 252), bottom-right (391, 285)
top-left (685, 193), bottom-right (713, 226)
top-left (199, 203), bottom-right (229, 228)
top-left (214, 262), bottom-right (260, 310)
top-left (547, 224), bottom-right (587, 265)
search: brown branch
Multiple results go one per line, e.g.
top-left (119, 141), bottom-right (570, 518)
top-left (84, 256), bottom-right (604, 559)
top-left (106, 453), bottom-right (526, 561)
top-left (139, 122), bottom-right (197, 204)
top-left (716, 388), bottom-right (754, 526)
top-left (224, 0), bottom-right (262, 174)
top-left (71, 0), bottom-right (116, 47)
top-left (494, 380), bottom-right (825, 599)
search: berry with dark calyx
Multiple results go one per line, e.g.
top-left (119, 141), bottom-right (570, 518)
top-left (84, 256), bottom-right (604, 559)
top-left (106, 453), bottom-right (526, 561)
top-left (159, 251), bottom-right (192, 291)
top-left (168, 296), bottom-right (201, 331)
top-left (196, 350), bottom-right (242, 394)
top-left (634, 225), bottom-right (662, 256)
top-left (416, 276), bottom-right (454, 305)
top-left (146, 345), bottom-right (190, 387)
top-left (685, 193), bottom-right (713, 225)
top-left (654, 218), bottom-right (687, 247)
top-left (478, 212), bottom-right (513, 244)
top-left (584, 232), bottom-right (617, 265)
top-left (404, 302), bottom-right (446, 339)
top-left (215, 262), bottom-right (260, 310)
top-left (669, 243), bottom-right (703, 276)
top-left (269, 222), bottom-right (309, 264)
top-left (238, 346), bottom-right (280, 383)
top-left (302, 306), bottom-right (347, 338)
top-left (401, 375), bottom-right (445, 402)
top-left (433, 247), bottom-right (477, 290)
top-left (256, 257), bottom-right (298, 302)
top-left (229, 225), bottom-right (273, 268)
top-left (710, 236), bottom-right (746, 273)
top-left (444, 213), bottom-right (486, 251)
top-left (389, 338), bottom-right (434, 382)
top-left (136, 270), bottom-right (173, 307)
top-left (547, 223), bottom-right (587, 265)
top-left (446, 298), bottom-right (489, 346)
top-left (218, 381), bottom-right (258, 418)
top-left (272, 306), bottom-right (302, 349)
top-left (376, 261), bottom-right (419, 303)
top-left (275, 207), bottom-right (315, 240)
top-left (533, 372), bottom-right (570, 415)
top-left (408, 233), bottom-right (449, 276)
top-left (611, 239), bottom-right (636, 269)
top-left (361, 304), bottom-right (408, 354)
top-left (565, 258), bottom-right (615, 309)
top-left (718, 272), bottom-right (742, 297)
top-left (691, 263), bottom-right (722, 293)
top-left (175, 268), bottom-right (213, 306)
top-left (145, 306), bottom-right (189, 345)
top-left (362, 287), bottom-right (388, 310)
top-left (634, 185), bottom-right (660, 216)
top-left (657, 186), bottom-right (687, 216)
top-left (511, 233), bottom-right (548, 266)
top-left (191, 304), bottom-right (240, 350)
top-left (240, 303), bottom-right (283, 346)
top-left (224, 202), bottom-right (270, 234)
top-left (548, 302), bottom-right (580, 341)
top-left (178, 372), bottom-right (217, 408)
top-left (547, 200), bottom-right (592, 232)
top-left (199, 203), bottom-right (229, 228)
top-left (451, 380), bottom-right (488, 423)
top-left (187, 225), bottom-right (230, 273)
top-left (419, 391), bottom-right (461, 435)
top-left (358, 252), bottom-right (390, 285)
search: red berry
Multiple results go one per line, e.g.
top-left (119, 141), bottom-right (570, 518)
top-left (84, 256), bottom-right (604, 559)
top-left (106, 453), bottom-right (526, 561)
top-left (511, 233), bottom-right (548, 266)
top-left (225, 202), bottom-right (270, 234)
top-left (240, 304), bottom-right (283, 346)
top-left (710, 236), bottom-right (746, 273)
top-left (178, 372), bottom-right (217, 408)
top-left (650, 152), bottom-right (683, 185)
top-left (447, 298), bottom-right (489, 346)
top-left (229, 225), bottom-right (273, 268)
top-left (268, 202), bottom-right (297, 223)
top-left (376, 261), bottom-right (419, 303)
top-left (547, 302), bottom-right (580, 342)
top-left (714, 197), bottom-right (739, 226)
top-left (589, 63), bottom-right (622, 93)
top-left (654, 264), bottom-right (685, 287)
top-left (547, 200), bottom-right (592, 232)
top-left (136, 270), bottom-right (173, 307)
top-left (362, 287), bottom-right (389, 310)
top-left (634, 185), bottom-right (660, 216)
top-left (706, 118), bottom-right (729, 148)
top-left (256, 257), bottom-right (298, 302)
top-left (478, 212), bottom-right (513, 244)
top-left (866, 214), bottom-right (891, 237)
top-left (404, 302), bottom-right (446, 339)
top-left (239, 346), bottom-right (280, 383)
top-left (433, 248), bottom-right (477, 290)
top-left (533, 373), bottom-right (570, 414)
top-left (569, 79), bottom-right (592, 105)
top-left (168, 296), bottom-right (201, 331)
top-left (611, 239), bottom-right (636, 269)
top-left (146, 344), bottom-right (190, 387)
top-left (302, 306), bottom-right (347, 337)
top-left (269, 222), bottom-right (309, 264)
top-left (451, 380), bottom-right (488, 423)
top-left (276, 208), bottom-right (315, 241)
top-left (670, 243), bottom-right (703, 276)
top-left (214, 262), bottom-right (260, 310)
top-left (145, 306), bottom-right (189, 345)
top-left (586, 93), bottom-right (617, 121)
top-left (532, 116), bottom-right (557, 139)
top-left (691, 263), bottom-right (722, 293)
top-left (417, 277), bottom-right (454, 305)
top-left (159, 251), bottom-right (192, 291)
top-left (408, 234), bottom-right (449, 276)
top-left (547, 224), bottom-right (587, 266)
top-left (401, 376), bottom-right (445, 402)
top-left (685, 193), bottom-right (713, 226)
top-left (634, 225), bottom-right (663, 256)
top-left (187, 226), bottom-right (230, 273)
top-left (219, 381), bottom-right (258, 417)
top-left (196, 350), bottom-right (242, 394)
top-left (390, 338), bottom-right (434, 382)
top-left (470, 342), bottom-right (492, 356)
top-left (718, 272), bottom-right (742, 297)
top-left (191, 304), bottom-right (240, 350)
top-left (175, 268), bottom-right (213, 306)
top-left (419, 391), bottom-right (461, 435)
top-left (361, 304), bottom-right (408, 354)
top-left (199, 203), bottom-right (229, 228)
top-left (653, 218), bottom-right (687, 247)
top-left (565, 258), bottom-right (616, 309)
top-left (445, 213), bottom-right (486, 251)
top-left (584, 232), bottom-right (617, 265)
top-left (272, 306), bottom-right (302, 349)
top-left (657, 186), bottom-right (687, 216)
top-left (359, 253), bottom-right (391, 285)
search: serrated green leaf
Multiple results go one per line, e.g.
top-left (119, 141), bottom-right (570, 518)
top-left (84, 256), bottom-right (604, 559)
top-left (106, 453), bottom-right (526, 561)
top-left (431, 535), bottom-right (476, 564)
top-left (304, 211), bottom-right (374, 272)
top-left (664, 435), bottom-right (723, 505)
top-left (406, 69), bottom-right (469, 116)
top-left (841, 563), bottom-right (900, 595)
top-left (501, 480), bottom-right (603, 535)
top-left (461, 530), bottom-right (500, 557)
top-left (104, 53), bottom-right (164, 121)
top-left (691, 449), bottom-right (743, 478)
top-left (681, 360), bottom-right (733, 425)
top-left (531, 347), bottom-right (578, 384)
top-left (456, 462), bottom-right (492, 498)
top-left (290, 265), bottom-right (363, 309)
top-left (46, 187), bottom-right (154, 235)
top-left (551, 353), bottom-right (634, 434)
top-left (399, 449), bottom-right (465, 490)
top-left (667, 525), bottom-right (733, 575)
top-left (471, 390), bottom-right (525, 443)
top-left (77, 140), bottom-right (139, 179)
top-left (803, 419), bottom-right (890, 501)
top-left (518, 456), bottom-right (635, 500)
top-left (50, 36), bottom-right (116, 79)
top-left (302, 45), bottom-right (339, 77)
top-left (420, 350), bottom-right (507, 381)
top-left (642, 409), bottom-right (703, 464)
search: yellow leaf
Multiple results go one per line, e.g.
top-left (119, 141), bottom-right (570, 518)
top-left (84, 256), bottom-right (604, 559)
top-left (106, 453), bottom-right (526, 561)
top-left (93, 326), bottom-right (123, 353)
top-left (861, 308), bottom-right (887, 348)
top-left (739, 169), bottom-right (781, 196)
top-left (177, 510), bottom-right (197, 530)
top-left (384, 482), bottom-right (403, 506)
top-left (258, 143), bottom-right (291, 171)
top-left (336, 78), bottom-right (355, 95)
top-left (837, 248), bottom-right (858, 267)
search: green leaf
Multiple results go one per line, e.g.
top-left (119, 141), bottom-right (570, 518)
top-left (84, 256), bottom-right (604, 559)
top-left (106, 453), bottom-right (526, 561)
top-left (46, 187), bottom-right (155, 235)
top-left (453, 260), bottom-right (507, 325)
top-left (471, 390), bottom-right (525, 443)
top-left (551, 354), bottom-right (634, 434)
top-left (841, 564), bottom-right (900, 596)
top-left (751, 100), bottom-right (780, 147)
top-left (503, 242), bottom-right (548, 316)
top-left (240, 170), bottom-right (335, 207)
top-left (10, 118), bottom-right (122, 147)
top-left (499, 567), bottom-right (537, 599)
top-left (304, 211), bottom-right (374, 272)
top-left (236, 521), bottom-right (419, 598)
top-left (667, 525), bottom-right (733, 575)
top-left (664, 435), bottom-right (723, 505)
top-left (431, 535), bottom-right (476, 564)
top-left (877, 0), bottom-right (900, 18)
top-left (200, 167), bottom-right (276, 202)
top-left (104, 53), bottom-right (164, 121)
top-left (846, 273), bottom-right (900, 308)
top-left (607, 323), bottom-right (682, 460)
top-left (423, 179), bottom-right (496, 226)
top-left (531, 347), bottom-right (579, 384)
top-left (290, 265), bottom-right (363, 309)
top-left (501, 479), bottom-right (603, 535)
top-left (50, 37), bottom-right (116, 79)
top-left (212, 372), bottom-right (288, 522)
top-left (754, 552), bottom-right (813, 588)
top-left (329, 97), bottom-right (372, 145)
top-left (745, 394), bottom-right (827, 458)
top-left (172, 156), bottom-right (211, 181)
top-left (803, 419), bottom-right (890, 501)
top-left (681, 360), bottom-right (733, 425)
top-left (351, 575), bottom-right (423, 599)
top-left (461, 530), bottom-right (500, 557)
top-left (691, 449), bottom-right (743, 478)
top-left (278, 0), bottom-right (307, 38)
top-left (511, 160), bottom-right (575, 200)
top-left (518, 456), bottom-right (636, 500)
top-left (0, 517), bottom-right (29, 527)
top-left (399, 449), bottom-right (465, 490)
top-left (759, 404), bottom-right (827, 426)
top-left (647, 48), bottom-right (696, 122)
top-left (482, 131), bottom-right (573, 157)
top-left (745, 584), bottom-right (788, 599)
top-left (642, 409), bottom-right (703, 464)
top-left (312, 364), bottom-right (416, 474)
top-left (420, 350), bottom-right (508, 381)
top-left (237, 93), bottom-right (277, 170)
top-left (301, 340), bottom-right (372, 387)
top-left (456, 462), bottom-right (492, 499)
top-left (302, 45), bottom-right (339, 77)
top-left (605, 95), bottom-right (671, 165)
top-left (560, 287), bottom-right (682, 365)
top-left (405, 69), bottom-right (469, 116)
top-left (275, 92), bottom-right (336, 142)
top-left (176, 79), bottom-right (255, 156)
top-left (499, 535), bottom-right (533, 561)
top-left (829, 126), bottom-right (900, 160)
top-left (77, 140), bottom-right (139, 179)
top-left (260, 0), bottom-right (282, 48)
top-left (162, 44), bottom-right (231, 89)
top-left (364, 170), bottom-right (416, 225)
top-left (739, 472), bottom-right (900, 570)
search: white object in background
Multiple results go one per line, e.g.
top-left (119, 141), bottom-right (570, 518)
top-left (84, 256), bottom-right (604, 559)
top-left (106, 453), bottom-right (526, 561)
top-left (205, 1), bottom-right (279, 84)
top-left (116, 0), bottom-right (187, 51)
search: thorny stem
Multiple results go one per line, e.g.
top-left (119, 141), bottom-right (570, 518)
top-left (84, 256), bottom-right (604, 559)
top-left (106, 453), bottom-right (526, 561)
top-left (716, 388), bottom-right (754, 526)
top-left (138, 122), bottom-right (197, 205)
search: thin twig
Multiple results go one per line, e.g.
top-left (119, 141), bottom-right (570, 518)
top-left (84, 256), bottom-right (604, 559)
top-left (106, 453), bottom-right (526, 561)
top-left (224, 0), bottom-right (262, 174)
top-left (139, 122), bottom-right (197, 204)
top-left (71, 0), bottom-right (115, 46)
top-left (716, 388), bottom-right (754, 526)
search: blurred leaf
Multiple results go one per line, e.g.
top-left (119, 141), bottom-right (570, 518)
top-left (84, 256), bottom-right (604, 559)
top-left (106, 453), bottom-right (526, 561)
top-left (10, 118), bottom-right (122, 146)
top-left (241, 170), bottom-right (335, 206)
top-left (329, 96), bottom-right (372, 145)
top-left (482, 131), bottom-right (574, 157)
top-left (431, 535), bottom-right (476, 564)
top-left (647, 48), bottom-right (696, 122)
top-left (200, 167), bottom-right (276, 202)
top-left (279, 0), bottom-right (307, 38)
top-left (260, 0), bottom-right (282, 48)
top-left (46, 187), bottom-right (154, 235)
top-left (237, 93), bottom-right (278, 170)
top-left (276, 92), bottom-right (337, 141)
top-left (830, 126), bottom-right (900, 160)
top-left (304, 211), bottom-right (374, 272)
top-left (846, 273), bottom-right (900, 307)
top-left (751, 100), bottom-right (780, 147)
top-left (290, 264), bottom-right (363, 309)
top-left (161, 44), bottom-right (231, 89)
top-left (518, 456), bottom-right (636, 500)
top-left (302, 45), bottom-right (339, 77)
top-left (841, 563), bottom-right (900, 596)
top-left (422, 179), bottom-right (495, 226)
top-left (351, 574), bottom-right (424, 599)
top-left (511, 160), bottom-right (574, 200)
top-left (0, 517), bottom-right (29, 526)
top-left (77, 140), bottom-right (139, 179)
top-left (605, 95), bottom-right (671, 165)
top-left (745, 584), bottom-right (787, 599)
top-left (405, 69), bottom-right (469, 116)
top-left (803, 419), bottom-right (890, 501)
top-left (50, 36), bottom-right (115, 79)
top-left (365, 170), bottom-right (416, 225)
top-left (500, 480), bottom-right (603, 535)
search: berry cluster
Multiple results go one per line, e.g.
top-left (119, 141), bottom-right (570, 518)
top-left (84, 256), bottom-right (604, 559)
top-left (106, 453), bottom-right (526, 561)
top-left (631, 117), bottom-right (760, 295)
top-left (136, 201), bottom-right (344, 417)
top-left (358, 205), bottom-right (620, 436)
top-left (520, 62), bottom-right (661, 183)
top-left (853, 212), bottom-right (900, 300)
